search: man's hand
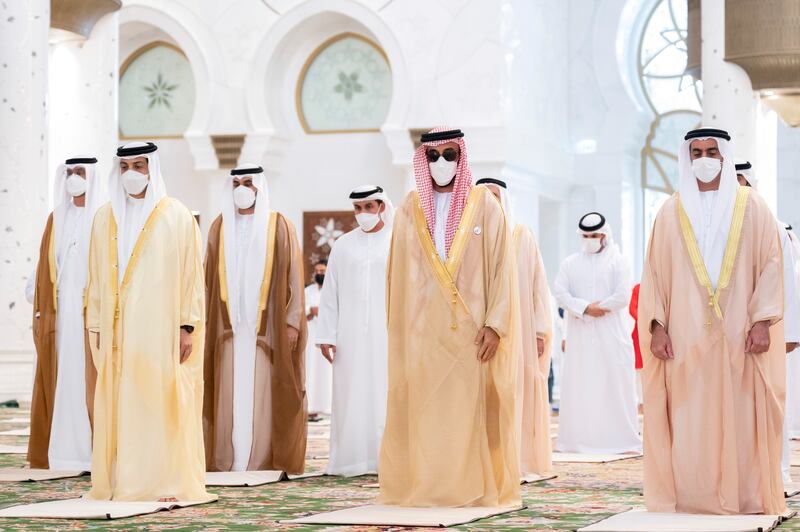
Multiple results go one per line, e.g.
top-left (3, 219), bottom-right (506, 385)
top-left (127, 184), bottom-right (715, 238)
top-left (584, 302), bottom-right (610, 318)
top-left (475, 327), bottom-right (500, 363)
top-left (179, 329), bottom-right (193, 364)
top-left (536, 337), bottom-right (545, 358)
top-left (561, 340), bottom-right (565, 353)
top-left (745, 321), bottom-right (770, 354)
top-left (787, 342), bottom-right (799, 354)
top-left (650, 322), bottom-right (673, 360)
top-left (321, 344), bottom-right (336, 364)
top-left (307, 306), bottom-right (319, 321)
top-left (287, 325), bottom-right (299, 352)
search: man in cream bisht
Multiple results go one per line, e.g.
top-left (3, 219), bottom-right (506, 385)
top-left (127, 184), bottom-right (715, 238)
top-left (26, 156), bottom-right (106, 471)
top-left (553, 213), bottom-right (641, 455)
top-left (85, 142), bottom-right (209, 502)
top-left (736, 161), bottom-right (800, 486)
top-left (379, 127), bottom-right (519, 507)
top-left (639, 128), bottom-right (785, 514)
top-left (203, 164), bottom-right (307, 474)
top-left (316, 185), bottom-right (392, 477)
top-left (476, 177), bottom-right (554, 477)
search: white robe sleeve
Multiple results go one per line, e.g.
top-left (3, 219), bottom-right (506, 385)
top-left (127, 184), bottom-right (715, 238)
top-left (783, 229), bottom-right (800, 342)
top-left (25, 266), bottom-right (36, 305)
top-left (315, 241), bottom-right (341, 346)
top-left (554, 258), bottom-right (589, 319)
top-left (599, 254), bottom-right (632, 312)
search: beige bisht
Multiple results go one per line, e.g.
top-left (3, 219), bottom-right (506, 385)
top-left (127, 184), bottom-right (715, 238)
top-left (85, 197), bottom-right (209, 502)
top-left (639, 184), bottom-right (786, 514)
top-left (379, 184), bottom-right (520, 507)
top-left (512, 224), bottom-right (553, 476)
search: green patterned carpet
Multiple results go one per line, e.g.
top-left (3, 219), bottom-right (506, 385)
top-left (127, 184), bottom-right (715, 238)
top-left (0, 405), bottom-right (798, 530)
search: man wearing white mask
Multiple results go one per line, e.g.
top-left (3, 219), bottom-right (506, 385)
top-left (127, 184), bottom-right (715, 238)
top-left (26, 156), bottom-right (106, 471)
top-left (203, 164), bottom-right (307, 474)
top-left (736, 161), bottom-right (800, 487)
top-left (305, 259), bottom-right (331, 421)
top-left (379, 128), bottom-right (519, 507)
top-left (316, 185), bottom-right (392, 477)
top-left (553, 212), bottom-right (641, 455)
top-left (85, 142), bottom-right (210, 502)
top-left (639, 128), bottom-right (785, 514)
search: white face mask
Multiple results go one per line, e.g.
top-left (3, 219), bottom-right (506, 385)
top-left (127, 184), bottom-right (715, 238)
top-left (233, 185), bottom-right (256, 210)
top-left (691, 157), bottom-right (722, 183)
top-left (122, 169), bottom-right (149, 196)
top-left (65, 174), bottom-right (87, 197)
top-left (355, 211), bottom-right (381, 232)
top-left (582, 237), bottom-right (603, 254)
top-left (429, 159), bottom-right (458, 187)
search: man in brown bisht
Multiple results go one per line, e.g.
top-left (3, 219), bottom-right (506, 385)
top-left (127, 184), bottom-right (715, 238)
top-left (379, 127), bottom-right (520, 507)
top-left (476, 177), bottom-right (554, 478)
top-left (204, 164), bottom-right (307, 473)
top-left (639, 127), bottom-right (786, 514)
top-left (27, 156), bottom-right (106, 470)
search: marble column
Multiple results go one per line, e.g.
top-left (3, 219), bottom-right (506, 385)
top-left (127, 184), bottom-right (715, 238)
top-left (49, 11), bottom-right (119, 191)
top-left (0, 0), bottom-right (50, 401)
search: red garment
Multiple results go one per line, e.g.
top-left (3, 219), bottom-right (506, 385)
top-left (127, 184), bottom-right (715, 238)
top-left (630, 283), bottom-right (642, 369)
top-left (413, 126), bottom-right (473, 256)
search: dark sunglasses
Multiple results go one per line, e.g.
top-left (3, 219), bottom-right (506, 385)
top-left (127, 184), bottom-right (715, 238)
top-left (426, 147), bottom-right (459, 163)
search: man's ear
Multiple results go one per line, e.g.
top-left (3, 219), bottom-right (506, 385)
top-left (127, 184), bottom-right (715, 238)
top-left (379, 202), bottom-right (386, 213)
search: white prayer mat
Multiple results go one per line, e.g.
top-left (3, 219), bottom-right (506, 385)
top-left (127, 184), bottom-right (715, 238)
top-left (578, 508), bottom-right (796, 532)
top-left (521, 473), bottom-right (557, 484)
top-left (0, 496), bottom-right (218, 520)
top-left (283, 504), bottom-right (524, 527)
top-left (0, 428), bottom-right (30, 436)
top-left (553, 452), bottom-right (643, 463)
top-left (785, 482), bottom-right (800, 498)
top-left (205, 470), bottom-right (284, 487)
top-left (0, 445), bottom-right (27, 454)
top-left (0, 469), bottom-right (87, 482)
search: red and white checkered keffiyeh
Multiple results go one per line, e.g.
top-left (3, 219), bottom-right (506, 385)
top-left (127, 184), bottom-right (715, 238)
top-left (413, 126), bottom-right (473, 255)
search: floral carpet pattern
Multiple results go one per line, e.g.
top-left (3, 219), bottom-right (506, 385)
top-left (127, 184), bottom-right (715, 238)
top-left (1, 405), bottom-right (799, 530)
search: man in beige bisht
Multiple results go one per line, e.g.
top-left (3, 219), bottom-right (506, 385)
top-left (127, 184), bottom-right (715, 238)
top-left (639, 127), bottom-right (785, 514)
top-left (476, 177), bottom-right (553, 477)
top-left (379, 127), bottom-right (519, 508)
top-left (85, 142), bottom-right (210, 502)
top-left (203, 164), bottom-right (307, 474)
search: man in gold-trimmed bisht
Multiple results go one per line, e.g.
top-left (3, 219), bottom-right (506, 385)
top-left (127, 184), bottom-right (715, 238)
top-left (378, 127), bottom-right (520, 507)
top-left (85, 142), bottom-right (210, 502)
top-left (639, 127), bottom-right (785, 514)
top-left (203, 164), bottom-right (307, 474)
top-left (477, 177), bottom-right (554, 478)
top-left (27, 156), bottom-right (106, 471)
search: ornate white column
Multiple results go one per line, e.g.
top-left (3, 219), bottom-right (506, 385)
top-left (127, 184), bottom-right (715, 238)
top-left (49, 11), bottom-right (119, 187)
top-left (0, 0), bottom-right (50, 401)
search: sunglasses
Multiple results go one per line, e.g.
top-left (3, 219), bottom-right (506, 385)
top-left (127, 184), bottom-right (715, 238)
top-left (426, 147), bottom-right (459, 163)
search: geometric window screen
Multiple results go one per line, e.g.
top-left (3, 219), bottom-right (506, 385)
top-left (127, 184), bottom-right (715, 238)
top-left (119, 42), bottom-right (195, 138)
top-left (638, 0), bottom-right (702, 196)
top-left (297, 33), bottom-right (392, 133)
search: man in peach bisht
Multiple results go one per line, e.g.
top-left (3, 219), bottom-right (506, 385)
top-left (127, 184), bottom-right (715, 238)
top-left (203, 164), bottom-right (307, 474)
top-left (85, 142), bottom-right (210, 502)
top-left (476, 177), bottom-right (553, 478)
top-left (379, 127), bottom-right (520, 507)
top-left (639, 127), bottom-right (785, 514)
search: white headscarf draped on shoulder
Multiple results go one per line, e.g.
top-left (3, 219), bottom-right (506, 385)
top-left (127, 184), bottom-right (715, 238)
top-left (108, 141), bottom-right (167, 279)
top-left (348, 184), bottom-right (395, 228)
top-left (52, 155), bottom-right (107, 279)
top-left (677, 127), bottom-right (739, 285)
top-left (221, 163), bottom-right (270, 333)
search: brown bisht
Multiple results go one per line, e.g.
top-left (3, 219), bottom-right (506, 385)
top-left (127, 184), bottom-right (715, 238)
top-left (203, 211), bottom-right (308, 473)
top-left (28, 214), bottom-right (96, 469)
